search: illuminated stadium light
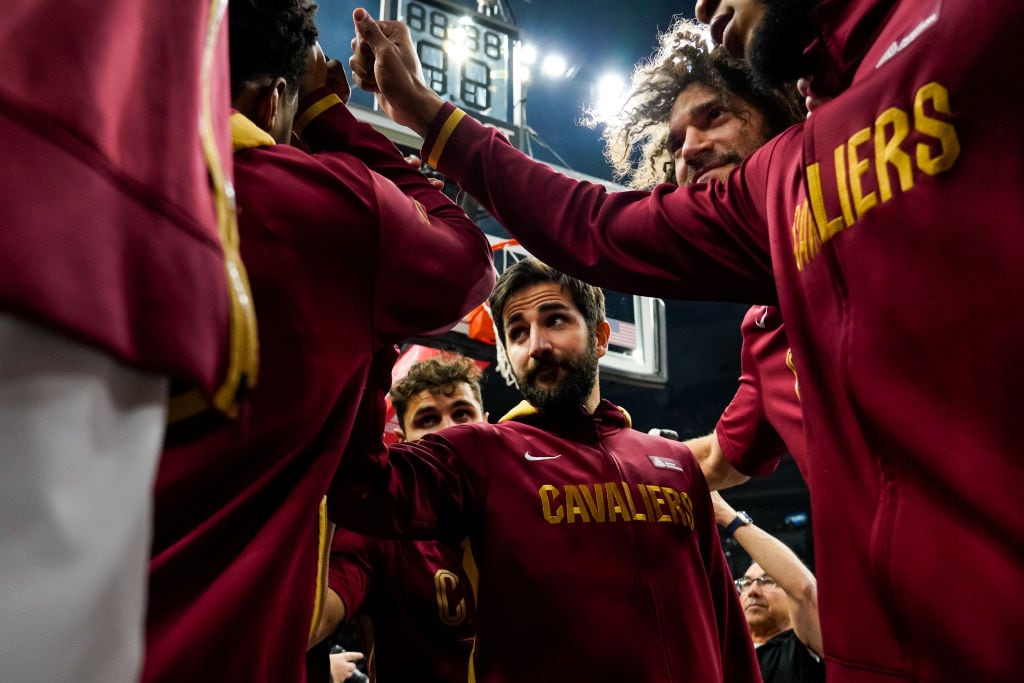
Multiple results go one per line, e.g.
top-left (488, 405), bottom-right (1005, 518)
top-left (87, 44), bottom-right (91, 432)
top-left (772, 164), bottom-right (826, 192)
top-left (520, 43), bottom-right (538, 65)
top-left (444, 24), bottom-right (472, 64)
top-left (591, 72), bottom-right (627, 123)
top-left (541, 53), bottom-right (568, 79)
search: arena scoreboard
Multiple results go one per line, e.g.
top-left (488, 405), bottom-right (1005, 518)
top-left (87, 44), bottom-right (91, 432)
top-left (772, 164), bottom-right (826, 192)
top-left (381, 0), bottom-right (520, 128)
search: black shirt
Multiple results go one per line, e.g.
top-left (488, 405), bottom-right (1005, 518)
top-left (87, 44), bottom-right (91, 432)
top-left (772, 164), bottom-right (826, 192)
top-left (756, 629), bottom-right (825, 683)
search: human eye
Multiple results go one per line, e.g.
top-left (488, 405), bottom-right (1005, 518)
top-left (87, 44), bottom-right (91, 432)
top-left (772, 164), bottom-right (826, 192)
top-left (415, 414), bottom-right (440, 429)
top-left (546, 313), bottom-right (569, 327)
top-left (506, 323), bottom-right (527, 343)
top-left (708, 106), bottom-right (730, 124)
top-left (452, 408), bottom-right (476, 423)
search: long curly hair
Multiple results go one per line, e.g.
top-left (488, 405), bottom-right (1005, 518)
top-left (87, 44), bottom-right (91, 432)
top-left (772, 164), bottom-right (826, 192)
top-left (600, 17), bottom-right (804, 189)
top-left (229, 0), bottom-right (320, 98)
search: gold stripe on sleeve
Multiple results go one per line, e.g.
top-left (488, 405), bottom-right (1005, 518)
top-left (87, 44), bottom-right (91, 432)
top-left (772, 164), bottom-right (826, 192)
top-left (426, 108), bottom-right (466, 168)
top-left (293, 93), bottom-right (344, 138)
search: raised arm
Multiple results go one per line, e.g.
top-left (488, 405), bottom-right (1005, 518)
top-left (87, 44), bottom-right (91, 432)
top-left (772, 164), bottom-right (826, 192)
top-left (309, 588), bottom-right (347, 648)
top-left (288, 45), bottom-right (494, 340)
top-left (712, 491), bottom-right (822, 655)
top-left (347, 8), bottom-right (778, 306)
top-left (309, 528), bottom-right (377, 648)
top-left (686, 432), bottom-right (751, 490)
top-left (348, 9), bottom-right (444, 136)
top-left (327, 349), bottom-right (477, 543)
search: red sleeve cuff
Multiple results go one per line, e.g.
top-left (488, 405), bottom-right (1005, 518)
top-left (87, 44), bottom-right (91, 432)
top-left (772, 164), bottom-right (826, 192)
top-left (293, 88), bottom-right (351, 139)
top-left (421, 101), bottom-right (466, 168)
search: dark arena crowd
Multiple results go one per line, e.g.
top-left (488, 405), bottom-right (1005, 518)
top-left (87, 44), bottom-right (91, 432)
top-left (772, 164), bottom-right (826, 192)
top-left (2, 0), bottom-right (1020, 682)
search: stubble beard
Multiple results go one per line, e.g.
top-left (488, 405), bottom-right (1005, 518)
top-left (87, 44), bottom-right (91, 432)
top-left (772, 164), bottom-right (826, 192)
top-left (685, 150), bottom-right (745, 186)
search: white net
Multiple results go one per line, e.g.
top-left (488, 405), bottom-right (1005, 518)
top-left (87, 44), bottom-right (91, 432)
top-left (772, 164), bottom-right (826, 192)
top-left (488, 238), bottom-right (530, 388)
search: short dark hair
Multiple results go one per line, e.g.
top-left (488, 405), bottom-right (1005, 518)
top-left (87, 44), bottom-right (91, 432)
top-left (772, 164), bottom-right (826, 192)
top-left (228, 0), bottom-right (319, 99)
top-left (488, 258), bottom-right (605, 345)
top-left (391, 355), bottom-right (484, 431)
top-left (601, 16), bottom-right (804, 189)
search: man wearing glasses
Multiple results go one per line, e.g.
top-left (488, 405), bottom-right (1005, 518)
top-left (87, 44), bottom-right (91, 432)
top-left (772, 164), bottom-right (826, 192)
top-left (715, 491), bottom-right (823, 683)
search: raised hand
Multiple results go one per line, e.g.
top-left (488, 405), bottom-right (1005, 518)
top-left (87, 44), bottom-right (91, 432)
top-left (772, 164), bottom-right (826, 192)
top-left (300, 42), bottom-right (351, 104)
top-left (348, 7), bottom-right (443, 135)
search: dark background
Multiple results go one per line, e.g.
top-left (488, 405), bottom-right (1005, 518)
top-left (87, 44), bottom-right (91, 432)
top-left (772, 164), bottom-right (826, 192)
top-left (318, 0), bottom-right (813, 573)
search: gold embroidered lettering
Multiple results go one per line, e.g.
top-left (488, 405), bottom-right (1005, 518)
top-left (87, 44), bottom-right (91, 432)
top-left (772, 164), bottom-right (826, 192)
top-left (792, 201), bottom-right (819, 271)
top-left (846, 127), bottom-right (877, 219)
top-left (637, 483), bottom-right (656, 520)
top-left (605, 482), bottom-right (632, 522)
top-left (662, 487), bottom-right (692, 527)
top-left (645, 485), bottom-right (672, 522)
top-left (807, 162), bottom-right (845, 243)
top-left (539, 484), bottom-right (564, 524)
top-left (914, 82), bottom-right (960, 175)
top-left (434, 569), bottom-right (466, 626)
top-left (563, 485), bottom-right (591, 523)
top-left (578, 484), bottom-right (607, 522)
top-left (622, 481), bottom-right (646, 521)
top-left (832, 143), bottom-right (856, 227)
top-left (873, 107), bottom-right (914, 202)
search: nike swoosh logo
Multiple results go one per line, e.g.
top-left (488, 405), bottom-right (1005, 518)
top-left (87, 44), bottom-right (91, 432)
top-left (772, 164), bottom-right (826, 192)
top-left (755, 306), bottom-right (769, 329)
top-left (524, 451), bottom-right (562, 462)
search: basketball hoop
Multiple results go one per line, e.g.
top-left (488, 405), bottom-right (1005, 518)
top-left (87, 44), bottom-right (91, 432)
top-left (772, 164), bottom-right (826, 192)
top-left (461, 237), bottom-right (532, 387)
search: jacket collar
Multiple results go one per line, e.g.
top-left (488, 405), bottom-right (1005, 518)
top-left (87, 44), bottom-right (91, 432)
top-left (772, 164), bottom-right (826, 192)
top-left (499, 399), bottom-right (632, 431)
top-left (804, 0), bottom-right (899, 97)
top-left (231, 111), bottom-right (276, 152)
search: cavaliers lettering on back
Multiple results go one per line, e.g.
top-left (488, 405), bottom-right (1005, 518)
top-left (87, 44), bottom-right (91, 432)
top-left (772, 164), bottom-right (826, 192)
top-left (792, 81), bottom-right (961, 270)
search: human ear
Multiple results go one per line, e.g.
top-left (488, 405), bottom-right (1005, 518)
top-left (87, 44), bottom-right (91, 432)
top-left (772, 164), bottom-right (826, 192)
top-left (594, 320), bottom-right (611, 358)
top-left (255, 77), bottom-right (288, 134)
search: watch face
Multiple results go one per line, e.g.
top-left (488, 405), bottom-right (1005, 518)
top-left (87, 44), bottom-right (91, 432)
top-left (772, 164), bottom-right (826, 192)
top-left (393, 0), bottom-right (518, 126)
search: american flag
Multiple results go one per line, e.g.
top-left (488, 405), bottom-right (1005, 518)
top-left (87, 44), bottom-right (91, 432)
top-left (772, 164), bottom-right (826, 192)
top-left (607, 319), bottom-right (638, 350)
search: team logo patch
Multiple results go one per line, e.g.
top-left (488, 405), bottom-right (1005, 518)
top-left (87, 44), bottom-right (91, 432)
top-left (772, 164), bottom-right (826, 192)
top-left (875, 1), bottom-right (941, 68)
top-left (648, 455), bottom-right (684, 473)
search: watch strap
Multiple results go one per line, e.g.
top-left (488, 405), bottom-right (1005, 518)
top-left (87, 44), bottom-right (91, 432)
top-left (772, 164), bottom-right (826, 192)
top-left (724, 511), bottom-right (752, 537)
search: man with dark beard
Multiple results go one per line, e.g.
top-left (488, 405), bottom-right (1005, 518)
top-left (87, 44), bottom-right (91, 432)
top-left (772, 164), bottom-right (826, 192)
top-left (348, 2), bottom-right (1023, 681)
top-left (332, 258), bottom-right (759, 683)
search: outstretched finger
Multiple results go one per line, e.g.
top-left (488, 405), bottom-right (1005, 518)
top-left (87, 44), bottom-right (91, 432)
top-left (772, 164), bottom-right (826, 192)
top-left (352, 7), bottom-right (388, 52)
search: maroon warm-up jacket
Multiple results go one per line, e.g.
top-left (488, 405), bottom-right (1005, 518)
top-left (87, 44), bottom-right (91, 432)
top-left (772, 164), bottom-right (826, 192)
top-left (144, 94), bottom-right (493, 683)
top-left (414, 1), bottom-right (1024, 680)
top-left (336, 398), bottom-right (760, 682)
top-left (1, 1), bottom-right (255, 410)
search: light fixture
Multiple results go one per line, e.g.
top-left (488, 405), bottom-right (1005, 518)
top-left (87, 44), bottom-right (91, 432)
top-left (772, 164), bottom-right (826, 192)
top-left (592, 72), bottom-right (627, 122)
top-left (540, 54), bottom-right (568, 79)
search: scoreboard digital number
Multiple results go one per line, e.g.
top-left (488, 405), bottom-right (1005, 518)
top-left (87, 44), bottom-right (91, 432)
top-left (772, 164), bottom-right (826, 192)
top-left (389, 0), bottom-right (518, 126)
